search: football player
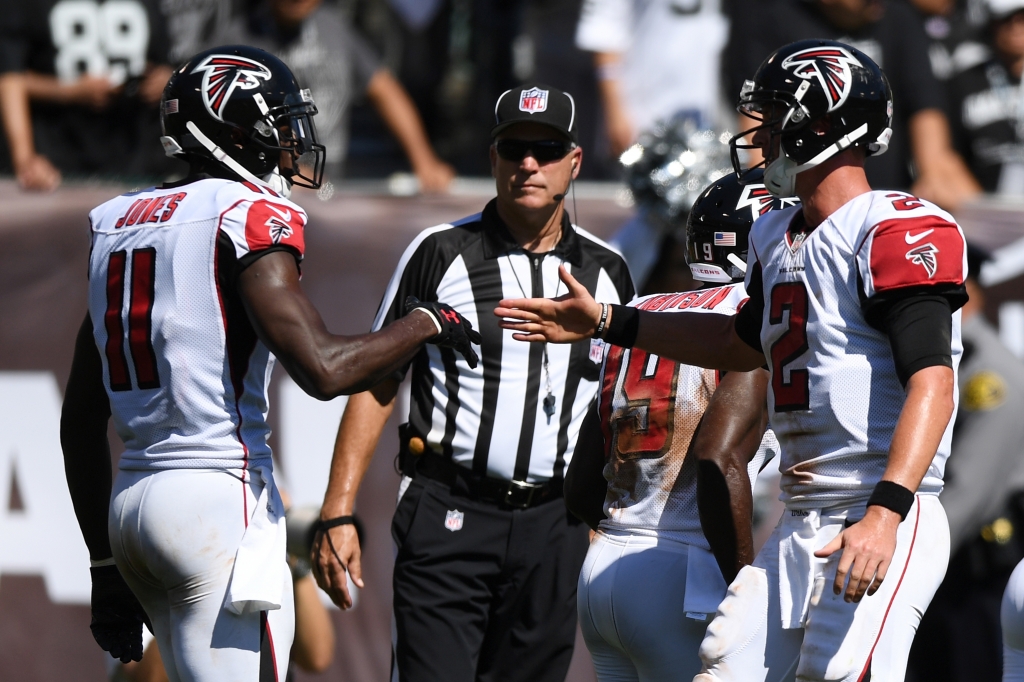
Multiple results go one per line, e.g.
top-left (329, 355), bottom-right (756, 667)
top-left (497, 38), bottom-right (967, 681)
top-left (60, 45), bottom-right (479, 681)
top-left (566, 171), bottom-right (788, 681)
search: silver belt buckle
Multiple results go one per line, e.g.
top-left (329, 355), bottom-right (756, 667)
top-left (504, 479), bottom-right (542, 508)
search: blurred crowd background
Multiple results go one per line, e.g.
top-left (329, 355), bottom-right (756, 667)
top-left (2, 0), bottom-right (1023, 209)
top-left (9, 0), bottom-right (1024, 680)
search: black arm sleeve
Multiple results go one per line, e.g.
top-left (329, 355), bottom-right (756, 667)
top-left (882, 295), bottom-right (955, 387)
top-left (734, 261), bottom-right (765, 353)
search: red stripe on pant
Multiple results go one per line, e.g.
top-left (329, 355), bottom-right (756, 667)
top-left (856, 499), bottom-right (922, 682)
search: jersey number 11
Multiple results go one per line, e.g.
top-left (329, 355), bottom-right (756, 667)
top-left (103, 248), bottom-right (160, 392)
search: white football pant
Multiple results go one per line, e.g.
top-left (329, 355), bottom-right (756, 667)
top-left (695, 495), bottom-right (948, 682)
top-left (109, 468), bottom-right (294, 682)
top-left (1001, 557), bottom-right (1024, 680)
top-left (578, 530), bottom-right (712, 682)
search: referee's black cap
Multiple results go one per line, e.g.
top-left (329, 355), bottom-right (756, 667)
top-left (491, 84), bottom-right (578, 144)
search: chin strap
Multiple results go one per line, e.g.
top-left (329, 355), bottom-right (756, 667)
top-left (183, 121), bottom-right (276, 191)
top-left (727, 253), bottom-right (748, 273)
top-left (765, 123), bottom-right (871, 196)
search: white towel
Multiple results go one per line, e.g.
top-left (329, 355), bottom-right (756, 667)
top-left (775, 510), bottom-right (844, 629)
top-left (226, 465), bottom-right (287, 615)
top-left (683, 544), bottom-right (730, 616)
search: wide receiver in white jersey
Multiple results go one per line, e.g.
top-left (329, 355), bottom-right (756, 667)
top-left (59, 45), bottom-right (480, 682)
top-left (564, 170), bottom-right (789, 681)
top-left (497, 39), bottom-right (967, 682)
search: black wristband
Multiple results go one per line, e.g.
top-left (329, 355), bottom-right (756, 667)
top-left (866, 481), bottom-right (915, 521)
top-left (602, 304), bottom-right (640, 348)
top-left (313, 515), bottom-right (355, 533)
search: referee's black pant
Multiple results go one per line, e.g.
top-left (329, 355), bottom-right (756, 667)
top-left (391, 475), bottom-right (589, 682)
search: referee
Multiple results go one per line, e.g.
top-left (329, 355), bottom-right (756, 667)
top-left (313, 83), bottom-right (634, 682)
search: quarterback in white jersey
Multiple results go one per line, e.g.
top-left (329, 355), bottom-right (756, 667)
top-left (60, 46), bottom-right (480, 681)
top-left (567, 172), bottom-right (786, 681)
top-left (498, 40), bottom-right (967, 681)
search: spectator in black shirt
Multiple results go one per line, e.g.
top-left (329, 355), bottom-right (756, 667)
top-left (911, 0), bottom-right (990, 82)
top-left (947, 0), bottom-right (1024, 194)
top-left (216, 0), bottom-right (455, 190)
top-left (728, 0), bottom-right (981, 210)
top-left (0, 0), bottom-right (175, 190)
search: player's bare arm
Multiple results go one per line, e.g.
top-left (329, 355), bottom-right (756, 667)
top-left (313, 379), bottom-right (399, 609)
top-left (240, 251), bottom-right (476, 398)
top-left (815, 364), bottom-right (955, 603)
top-left (564, 401), bottom-right (609, 531)
top-left (495, 264), bottom-right (764, 371)
top-left (62, 315), bottom-right (116, 562)
top-left (61, 315), bottom-right (149, 664)
top-left (694, 367), bottom-right (770, 584)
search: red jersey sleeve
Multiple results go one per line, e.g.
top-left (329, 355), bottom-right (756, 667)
top-left (218, 193), bottom-right (307, 263)
top-left (242, 199), bottom-right (306, 256)
top-left (858, 215), bottom-right (966, 299)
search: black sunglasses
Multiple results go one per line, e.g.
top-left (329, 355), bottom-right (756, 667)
top-left (495, 139), bottom-right (574, 163)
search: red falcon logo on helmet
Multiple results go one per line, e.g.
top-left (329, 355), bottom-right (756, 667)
top-left (781, 46), bottom-right (861, 112)
top-left (191, 54), bottom-right (273, 122)
top-left (735, 184), bottom-right (798, 221)
top-left (906, 243), bottom-right (939, 278)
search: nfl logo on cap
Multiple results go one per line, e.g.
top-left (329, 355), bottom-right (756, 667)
top-left (714, 232), bottom-right (736, 246)
top-left (519, 87), bottom-right (548, 114)
top-left (445, 509), bottom-right (464, 532)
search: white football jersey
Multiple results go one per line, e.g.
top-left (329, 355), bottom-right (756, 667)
top-left (598, 284), bottom-right (779, 548)
top-left (86, 178), bottom-right (307, 471)
top-left (745, 190), bottom-right (966, 509)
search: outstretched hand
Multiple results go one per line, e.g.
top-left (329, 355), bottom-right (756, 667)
top-left (813, 506), bottom-right (901, 603)
top-left (407, 297), bottom-right (482, 368)
top-left (495, 265), bottom-right (603, 343)
top-left (90, 565), bottom-right (151, 663)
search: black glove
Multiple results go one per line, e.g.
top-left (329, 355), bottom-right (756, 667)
top-left (90, 565), bottom-right (151, 664)
top-left (406, 296), bottom-right (483, 369)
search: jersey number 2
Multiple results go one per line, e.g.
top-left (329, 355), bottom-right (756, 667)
top-left (104, 249), bottom-right (159, 391)
top-left (768, 282), bottom-right (809, 411)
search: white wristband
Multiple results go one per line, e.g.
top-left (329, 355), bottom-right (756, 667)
top-left (415, 307), bottom-right (443, 335)
top-left (90, 557), bottom-right (117, 568)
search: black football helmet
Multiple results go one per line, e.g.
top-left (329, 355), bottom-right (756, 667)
top-left (729, 39), bottom-right (893, 197)
top-left (159, 45), bottom-right (325, 193)
top-left (686, 169), bottom-right (798, 284)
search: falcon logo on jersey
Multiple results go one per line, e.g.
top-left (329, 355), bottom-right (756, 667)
top-left (519, 88), bottom-right (548, 113)
top-left (265, 205), bottom-right (294, 244)
top-left (191, 55), bottom-right (273, 122)
top-left (781, 46), bottom-right (861, 112)
top-left (906, 243), bottom-right (939, 278)
top-left (735, 184), bottom-right (798, 221)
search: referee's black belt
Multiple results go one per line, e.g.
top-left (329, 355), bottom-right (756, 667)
top-left (413, 450), bottom-right (563, 509)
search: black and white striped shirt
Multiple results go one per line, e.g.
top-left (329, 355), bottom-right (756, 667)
top-left (373, 199), bottom-right (635, 483)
